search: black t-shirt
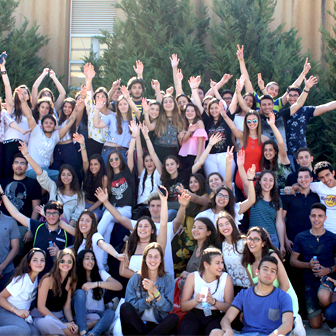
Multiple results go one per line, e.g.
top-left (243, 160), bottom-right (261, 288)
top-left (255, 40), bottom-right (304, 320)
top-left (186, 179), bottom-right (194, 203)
top-left (29, 219), bottom-right (74, 272)
top-left (0, 177), bottom-right (41, 218)
top-left (281, 191), bottom-right (320, 241)
top-left (285, 170), bottom-right (318, 186)
top-left (292, 229), bottom-right (336, 286)
top-left (109, 167), bottom-right (135, 208)
top-left (202, 113), bottom-right (233, 154)
top-left (165, 167), bottom-right (192, 202)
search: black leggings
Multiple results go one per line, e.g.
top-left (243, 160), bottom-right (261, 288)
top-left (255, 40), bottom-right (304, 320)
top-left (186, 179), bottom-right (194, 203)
top-left (177, 308), bottom-right (224, 336)
top-left (120, 302), bottom-right (179, 335)
top-left (3, 140), bottom-right (20, 177)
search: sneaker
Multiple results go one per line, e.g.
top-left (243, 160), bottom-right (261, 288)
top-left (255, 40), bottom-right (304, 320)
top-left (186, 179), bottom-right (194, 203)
top-left (329, 327), bottom-right (336, 333)
top-left (293, 314), bottom-right (306, 336)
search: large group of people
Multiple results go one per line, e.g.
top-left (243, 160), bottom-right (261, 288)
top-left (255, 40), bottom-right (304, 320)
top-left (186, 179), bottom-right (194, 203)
top-left (0, 45), bottom-right (335, 336)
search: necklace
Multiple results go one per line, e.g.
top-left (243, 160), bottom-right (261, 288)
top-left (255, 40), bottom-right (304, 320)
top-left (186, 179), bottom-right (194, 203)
top-left (310, 229), bottom-right (325, 242)
top-left (139, 240), bottom-right (150, 244)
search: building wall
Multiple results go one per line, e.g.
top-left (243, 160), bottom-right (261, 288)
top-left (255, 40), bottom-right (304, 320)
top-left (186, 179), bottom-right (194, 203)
top-left (11, 0), bottom-right (336, 85)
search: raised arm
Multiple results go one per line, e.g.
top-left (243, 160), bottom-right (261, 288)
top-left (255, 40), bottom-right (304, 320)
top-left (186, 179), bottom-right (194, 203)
top-left (238, 162), bottom-right (256, 214)
top-left (140, 122), bottom-right (162, 175)
top-left (121, 86), bottom-right (141, 120)
top-left (94, 187), bottom-right (133, 231)
top-left (191, 133), bottom-right (223, 174)
top-left (127, 120), bottom-right (139, 173)
top-left (156, 186), bottom-right (168, 252)
top-left (31, 68), bottom-right (49, 107)
top-left (15, 88), bottom-right (36, 130)
top-left (224, 146), bottom-right (235, 191)
top-left (314, 100), bottom-right (336, 117)
top-left (135, 125), bottom-right (144, 175)
top-left (204, 74), bottom-right (233, 98)
top-left (108, 78), bottom-right (121, 102)
top-left (170, 54), bottom-right (184, 96)
top-left (93, 97), bottom-right (107, 129)
top-left (49, 70), bottom-right (66, 112)
top-left (289, 76), bottom-right (317, 116)
top-left (257, 73), bottom-right (268, 96)
top-left (220, 99), bottom-right (243, 141)
top-left (142, 98), bottom-right (157, 131)
top-left (151, 80), bottom-right (163, 103)
top-left (0, 53), bottom-right (14, 112)
top-left (266, 112), bottom-right (290, 165)
top-left (189, 76), bottom-right (204, 114)
top-left (73, 133), bottom-right (88, 172)
top-left (133, 60), bottom-right (144, 79)
top-left (0, 184), bottom-right (29, 228)
top-left (236, 45), bottom-right (254, 94)
top-left (83, 63), bottom-right (95, 92)
top-left (172, 191), bottom-right (190, 234)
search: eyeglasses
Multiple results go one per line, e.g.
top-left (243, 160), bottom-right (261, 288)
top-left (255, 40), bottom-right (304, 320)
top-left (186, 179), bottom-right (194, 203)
top-left (13, 161), bottom-right (27, 166)
top-left (45, 212), bottom-right (60, 218)
top-left (247, 237), bottom-right (261, 243)
top-left (288, 94), bottom-right (299, 98)
top-left (217, 193), bottom-right (229, 200)
top-left (223, 97), bottom-right (232, 101)
top-left (247, 119), bottom-right (258, 124)
top-left (109, 157), bottom-right (119, 162)
top-left (59, 259), bottom-right (73, 264)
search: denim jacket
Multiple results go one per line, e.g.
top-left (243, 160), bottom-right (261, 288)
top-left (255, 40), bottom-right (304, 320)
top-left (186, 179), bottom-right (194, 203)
top-left (125, 273), bottom-right (174, 323)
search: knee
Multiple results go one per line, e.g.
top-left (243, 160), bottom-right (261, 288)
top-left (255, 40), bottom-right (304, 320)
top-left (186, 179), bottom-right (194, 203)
top-left (309, 316), bottom-right (322, 329)
top-left (318, 289), bottom-right (332, 307)
top-left (209, 329), bottom-right (225, 336)
top-left (103, 308), bottom-right (115, 321)
top-left (73, 289), bottom-right (86, 300)
top-left (120, 302), bottom-right (133, 317)
top-left (169, 313), bottom-right (180, 327)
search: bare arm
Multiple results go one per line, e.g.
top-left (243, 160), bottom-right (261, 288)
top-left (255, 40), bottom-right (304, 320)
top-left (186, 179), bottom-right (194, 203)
top-left (136, 129), bottom-right (144, 175)
top-left (31, 199), bottom-right (40, 220)
top-left (238, 164), bottom-right (256, 214)
top-left (180, 273), bottom-right (197, 312)
top-left (121, 86), bottom-right (141, 120)
top-left (236, 45), bottom-right (254, 94)
top-left (275, 209), bottom-right (286, 257)
top-left (58, 104), bottom-right (79, 139)
top-left (219, 306), bottom-right (241, 335)
top-left (58, 219), bottom-right (76, 237)
top-left (31, 68), bottom-right (49, 107)
top-left (127, 121), bottom-right (139, 173)
top-left (49, 70), bottom-right (66, 112)
top-left (0, 55), bottom-right (14, 111)
top-left (119, 256), bottom-right (135, 279)
top-left (156, 187), bottom-right (168, 252)
top-left (269, 312), bottom-right (293, 336)
top-left (37, 277), bottom-right (59, 319)
top-left (290, 251), bottom-right (310, 269)
top-left (314, 100), bottom-right (336, 117)
top-left (270, 252), bottom-right (290, 293)
top-left (189, 77), bottom-right (204, 114)
top-left (205, 74), bottom-right (233, 97)
top-left (108, 79), bottom-right (121, 102)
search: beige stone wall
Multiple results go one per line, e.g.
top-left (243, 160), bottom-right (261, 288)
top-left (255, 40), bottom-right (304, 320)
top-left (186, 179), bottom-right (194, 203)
top-left (10, 0), bottom-right (336, 85)
top-left (12, 0), bottom-right (70, 84)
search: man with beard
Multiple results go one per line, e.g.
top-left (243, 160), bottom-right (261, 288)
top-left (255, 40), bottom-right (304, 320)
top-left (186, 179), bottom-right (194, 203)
top-left (0, 153), bottom-right (41, 261)
top-left (15, 87), bottom-right (79, 181)
top-left (210, 256), bottom-right (293, 336)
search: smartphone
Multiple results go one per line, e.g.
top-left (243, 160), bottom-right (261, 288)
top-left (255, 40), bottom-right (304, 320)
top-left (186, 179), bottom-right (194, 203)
top-left (321, 276), bottom-right (335, 291)
top-left (0, 52), bottom-right (7, 65)
top-left (158, 185), bottom-right (167, 197)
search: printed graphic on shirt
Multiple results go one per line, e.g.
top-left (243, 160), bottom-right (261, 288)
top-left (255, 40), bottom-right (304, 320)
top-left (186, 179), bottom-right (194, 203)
top-left (5, 181), bottom-right (27, 211)
top-left (322, 195), bottom-right (336, 208)
top-left (208, 125), bottom-right (226, 150)
top-left (111, 178), bottom-right (128, 200)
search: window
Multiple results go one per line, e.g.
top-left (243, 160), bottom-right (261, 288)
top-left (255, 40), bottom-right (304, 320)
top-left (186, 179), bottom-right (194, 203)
top-left (69, 0), bottom-right (116, 88)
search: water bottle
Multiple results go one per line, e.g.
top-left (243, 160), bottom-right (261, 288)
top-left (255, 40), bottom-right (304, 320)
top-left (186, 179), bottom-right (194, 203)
top-left (279, 188), bottom-right (299, 196)
top-left (49, 241), bottom-right (56, 262)
top-left (313, 256), bottom-right (321, 277)
top-left (202, 301), bottom-right (212, 317)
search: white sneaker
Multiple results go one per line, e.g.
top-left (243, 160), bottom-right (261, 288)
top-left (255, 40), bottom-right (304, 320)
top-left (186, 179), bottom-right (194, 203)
top-left (329, 327), bottom-right (336, 333)
top-left (293, 314), bottom-right (306, 336)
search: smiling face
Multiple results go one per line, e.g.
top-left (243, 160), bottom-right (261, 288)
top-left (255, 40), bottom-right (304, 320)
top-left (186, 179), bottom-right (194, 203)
top-left (203, 98), bottom-right (211, 112)
top-left (177, 96), bottom-right (189, 110)
top-left (145, 248), bottom-right (161, 271)
top-left (317, 169), bottom-right (336, 188)
top-left (30, 251), bottom-right (46, 273)
top-left (42, 117), bottom-right (56, 133)
top-left (297, 171), bottom-right (312, 189)
top-left (222, 93), bottom-right (233, 107)
top-left (185, 105), bottom-right (196, 122)
top-left (165, 158), bottom-right (179, 176)
top-left (58, 254), bottom-right (74, 273)
top-left (144, 154), bottom-right (155, 172)
top-left (264, 143), bottom-right (276, 161)
top-left (205, 255), bottom-right (224, 277)
top-left (89, 158), bottom-right (101, 176)
top-left (137, 219), bottom-right (154, 241)
top-left (209, 102), bottom-right (220, 120)
top-left (148, 200), bottom-right (161, 220)
top-left (246, 114), bottom-right (258, 130)
top-left (79, 214), bottom-right (92, 237)
top-left (109, 153), bottom-right (121, 171)
top-left (310, 208), bottom-right (327, 231)
top-left (266, 84), bottom-right (279, 98)
top-left (189, 176), bottom-right (200, 193)
top-left (259, 172), bottom-right (274, 192)
top-left (247, 231), bottom-right (264, 255)
top-left (260, 99), bottom-right (274, 116)
top-left (163, 96), bottom-right (175, 113)
top-left (83, 252), bottom-right (95, 271)
top-left (12, 157), bottom-right (28, 176)
top-left (192, 220), bottom-right (211, 241)
top-left (296, 151), bottom-right (313, 168)
top-left (63, 102), bottom-right (73, 117)
top-left (45, 209), bottom-right (60, 226)
top-left (60, 169), bottom-right (73, 186)
top-left (38, 102), bottom-right (51, 118)
top-left (130, 83), bottom-right (143, 99)
top-left (149, 104), bottom-right (159, 120)
top-left (287, 90), bottom-right (300, 106)
top-left (217, 217), bottom-right (233, 238)
top-left (215, 189), bottom-right (230, 209)
top-left (208, 174), bottom-right (223, 192)
top-left (117, 98), bottom-right (129, 114)
top-left (244, 95), bottom-right (254, 109)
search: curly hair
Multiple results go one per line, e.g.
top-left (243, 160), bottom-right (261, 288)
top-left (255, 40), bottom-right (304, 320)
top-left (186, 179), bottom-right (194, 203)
top-left (74, 210), bottom-right (98, 253)
top-left (208, 186), bottom-right (236, 220)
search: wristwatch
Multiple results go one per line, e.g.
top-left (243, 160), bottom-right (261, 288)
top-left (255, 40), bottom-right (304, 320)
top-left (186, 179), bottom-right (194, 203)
top-left (329, 267), bottom-right (333, 274)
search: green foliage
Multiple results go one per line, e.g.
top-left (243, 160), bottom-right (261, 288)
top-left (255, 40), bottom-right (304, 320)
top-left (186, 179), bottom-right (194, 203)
top-left (89, 0), bottom-right (210, 97)
top-left (0, 0), bottom-right (50, 99)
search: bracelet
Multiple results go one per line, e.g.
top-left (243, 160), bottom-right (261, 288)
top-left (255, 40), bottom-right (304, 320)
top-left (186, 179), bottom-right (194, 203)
top-left (303, 89), bottom-right (310, 93)
top-left (247, 179), bottom-right (254, 181)
top-left (330, 267), bottom-right (333, 274)
top-left (23, 153), bottom-right (30, 158)
top-left (0, 192), bottom-right (5, 197)
top-left (69, 320), bottom-right (74, 323)
top-left (131, 136), bottom-right (136, 139)
top-left (116, 253), bottom-right (119, 259)
top-left (10, 306), bottom-right (16, 312)
top-left (154, 291), bottom-right (160, 298)
top-left (1, 71), bottom-right (7, 75)
top-left (213, 298), bottom-right (217, 306)
top-left (260, 87), bottom-right (265, 90)
top-left (145, 138), bottom-right (150, 141)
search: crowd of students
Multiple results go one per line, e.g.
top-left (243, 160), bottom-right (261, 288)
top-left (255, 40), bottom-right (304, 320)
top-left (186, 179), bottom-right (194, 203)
top-left (0, 45), bottom-right (335, 336)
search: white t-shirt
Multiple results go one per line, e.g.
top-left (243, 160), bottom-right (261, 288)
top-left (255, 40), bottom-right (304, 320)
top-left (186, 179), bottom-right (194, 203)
top-left (86, 288), bottom-right (104, 312)
top-left (195, 203), bottom-right (243, 228)
top-left (310, 182), bottom-right (336, 233)
top-left (6, 274), bottom-right (38, 310)
top-left (28, 125), bottom-right (60, 168)
top-left (137, 169), bottom-right (161, 205)
top-left (130, 220), bottom-right (175, 277)
top-left (4, 114), bottom-right (30, 143)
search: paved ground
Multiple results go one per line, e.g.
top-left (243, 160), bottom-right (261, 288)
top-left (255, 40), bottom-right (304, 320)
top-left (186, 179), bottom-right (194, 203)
top-left (305, 321), bottom-right (333, 335)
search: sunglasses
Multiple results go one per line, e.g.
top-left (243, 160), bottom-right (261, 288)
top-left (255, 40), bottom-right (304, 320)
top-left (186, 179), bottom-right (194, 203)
top-left (45, 212), bottom-right (60, 217)
top-left (109, 157), bottom-right (119, 163)
top-left (59, 259), bottom-right (73, 265)
top-left (247, 237), bottom-right (261, 243)
top-left (247, 119), bottom-right (258, 124)
top-left (217, 193), bottom-right (229, 200)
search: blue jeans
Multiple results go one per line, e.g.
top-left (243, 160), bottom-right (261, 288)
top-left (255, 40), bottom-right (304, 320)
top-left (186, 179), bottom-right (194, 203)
top-left (269, 233), bottom-right (280, 249)
top-left (26, 167), bottom-right (59, 182)
top-left (325, 301), bottom-right (336, 329)
top-left (0, 306), bottom-right (40, 335)
top-left (85, 201), bottom-right (104, 221)
top-left (73, 289), bottom-right (114, 335)
top-left (288, 154), bottom-right (297, 172)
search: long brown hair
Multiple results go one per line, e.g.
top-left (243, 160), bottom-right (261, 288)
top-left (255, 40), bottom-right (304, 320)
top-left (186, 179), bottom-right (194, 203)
top-left (106, 150), bottom-right (127, 196)
top-left (183, 103), bottom-right (202, 131)
top-left (155, 94), bottom-right (183, 137)
top-left (116, 96), bottom-right (132, 135)
top-left (32, 97), bottom-right (54, 123)
top-left (139, 243), bottom-right (166, 280)
top-left (216, 211), bottom-right (244, 253)
top-left (13, 85), bottom-right (32, 122)
top-left (40, 248), bottom-right (77, 297)
top-left (56, 164), bottom-right (83, 202)
top-left (74, 210), bottom-right (98, 252)
top-left (58, 97), bottom-right (76, 137)
top-left (243, 110), bottom-right (262, 148)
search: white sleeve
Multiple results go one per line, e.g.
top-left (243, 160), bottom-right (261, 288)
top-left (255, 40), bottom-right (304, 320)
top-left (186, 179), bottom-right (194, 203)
top-left (309, 182), bottom-right (319, 193)
top-left (6, 277), bottom-right (24, 297)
